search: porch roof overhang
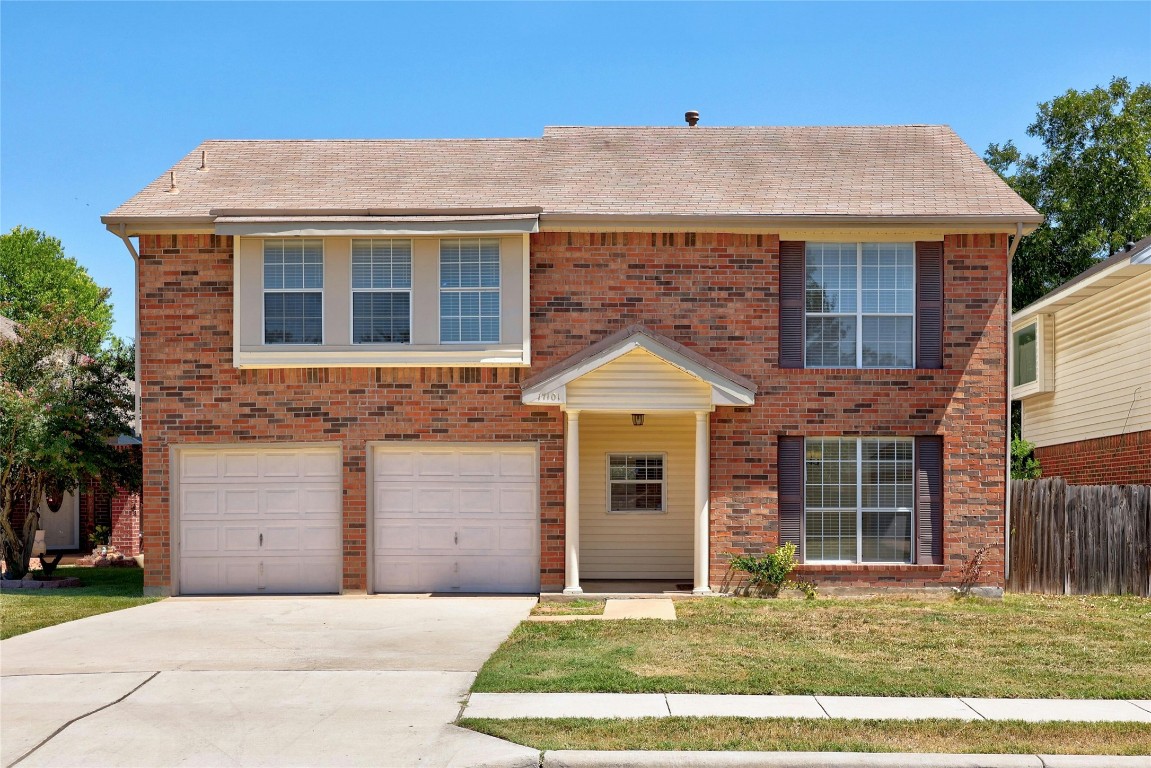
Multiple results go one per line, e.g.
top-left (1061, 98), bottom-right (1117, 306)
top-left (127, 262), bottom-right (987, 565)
top-left (521, 325), bottom-right (757, 409)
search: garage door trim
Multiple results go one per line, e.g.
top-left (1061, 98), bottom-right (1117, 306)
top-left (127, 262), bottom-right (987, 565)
top-left (170, 442), bottom-right (344, 597)
top-left (367, 441), bottom-right (540, 595)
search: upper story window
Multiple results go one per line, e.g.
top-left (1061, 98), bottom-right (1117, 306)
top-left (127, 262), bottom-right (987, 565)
top-left (1013, 324), bottom-right (1038, 387)
top-left (805, 242), bottom-right (915, 368)
top-left (440, 238), bottom-right (500, 343)
top-left (263, 239), bottom-right (323, 344)
top-left (1011, 315), bottom-right (1052, 398)
top-left (352, 239), bottom-right (411, 344)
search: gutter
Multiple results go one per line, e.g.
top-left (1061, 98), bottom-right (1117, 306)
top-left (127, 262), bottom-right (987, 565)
top-left (1004, 222), bottom-right (1023, 583)
top-left (114, 224), bottom-right (142, 437)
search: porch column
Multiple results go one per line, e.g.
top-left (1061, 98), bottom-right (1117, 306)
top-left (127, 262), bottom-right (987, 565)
top-left (563, 409), bottom-right (583, 595)
top-left (693, 410), bottom-right (712, 595)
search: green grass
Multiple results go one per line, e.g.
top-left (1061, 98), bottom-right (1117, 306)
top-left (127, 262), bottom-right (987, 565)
top-left (531, 599), bottom-right (606, 616)
top-left (473, 594), bottom-right (1151, 698)
top-left (461, 717), bottom-right (1151, 755)
top-left (0, 567), bottom-right (161, 639)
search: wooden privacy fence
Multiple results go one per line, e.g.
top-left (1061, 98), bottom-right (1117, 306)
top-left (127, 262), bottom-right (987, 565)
top-left (1009, 478), bottom-right (1151, 596)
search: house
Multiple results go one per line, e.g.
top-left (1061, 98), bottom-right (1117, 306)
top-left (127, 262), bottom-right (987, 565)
top-left (0, 315), bottom-right (142, 556)
top-left (102, 123), bottom-right (1041, 597)
top-left (1011, 235), bottom-right (1151, 485)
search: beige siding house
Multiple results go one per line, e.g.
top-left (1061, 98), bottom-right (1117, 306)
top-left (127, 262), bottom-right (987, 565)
top-left (1011, 235), bottom-right (1151, 485)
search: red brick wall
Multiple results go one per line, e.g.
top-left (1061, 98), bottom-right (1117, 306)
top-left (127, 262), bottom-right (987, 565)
top-left (1034, 430), bottom-right (1151, 486)
top-left (137, 231), bottom-right (1008, 593)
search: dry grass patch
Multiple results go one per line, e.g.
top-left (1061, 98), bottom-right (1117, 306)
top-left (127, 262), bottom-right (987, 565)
top-left (530, 599), bottom-right (606, 617)
top-left (473, 595), bottom-right (1151, 698)
top-left (461, 717), bottom-right (1151, 755)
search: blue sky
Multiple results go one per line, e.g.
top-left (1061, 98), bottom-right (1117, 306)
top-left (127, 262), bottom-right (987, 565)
top-left (2, 1), bottom-right (1148, 341)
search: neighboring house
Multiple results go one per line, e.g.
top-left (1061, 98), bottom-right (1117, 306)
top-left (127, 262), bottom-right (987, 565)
top-left (1011, 235), bottom-right (1151, 485)
top-left (0, 315), bottom-right (142, 555)
top-left (102, 124), bottom-right (1041, 597)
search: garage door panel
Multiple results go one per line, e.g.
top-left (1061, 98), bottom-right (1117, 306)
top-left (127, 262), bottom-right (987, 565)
top-left (222, 489), bottom-right (260, 515)
top-left (261, 524), bottom-right (300, 552)
top-left (497, 523), bottom-right (535, 554)
top-left (263, 558), bottom-right (340, 594)
top-left (180, 558), bottom-right (259, 595)
top-left (221, 452), bottom-right (260, 479)
top-left (300, 524), bottom-right (341, 552)
top-left (222, 525), bottom-right (260, 552)
top-left (264, 488), bottom-right (300, 515)
top-left (181, 453), bottom-right (220, 480)
top-left (180, 525), bottom-right (220, 554)
top-left (372, 445), bottom-right (539, 594)
top-left (182, 489), bottom-right (219, 516)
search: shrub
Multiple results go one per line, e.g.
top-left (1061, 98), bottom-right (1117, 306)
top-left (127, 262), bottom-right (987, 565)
top-left (730, 543), bottom-right (800, 597)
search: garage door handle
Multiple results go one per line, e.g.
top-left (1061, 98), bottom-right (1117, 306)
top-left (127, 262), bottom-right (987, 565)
top-left (259, 533), bottom-right (263, 547)
top-left (454, 532), bottom-right (458, 545)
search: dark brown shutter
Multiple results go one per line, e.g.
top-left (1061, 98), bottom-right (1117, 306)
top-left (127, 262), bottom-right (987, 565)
top-left (779, 241), bottom-right (806, 368)
top-left (915, 241), bottom-right (944, 369)
top-left (915, 436), bottom-right (943, 565)
top-left (778, 436), bottom-right (805, 558)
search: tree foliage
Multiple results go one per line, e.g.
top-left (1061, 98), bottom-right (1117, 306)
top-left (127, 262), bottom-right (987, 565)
top-left (986, 77), bottom-right (1151, 310)
top-left (0, 306), bottom-right (139, 579)
top-left (0, 226), bottom-right (114, 354)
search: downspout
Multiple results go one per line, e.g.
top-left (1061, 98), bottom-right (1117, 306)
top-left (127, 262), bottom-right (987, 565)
top-left (1004, 222), bottom-right (1023, 584)
top-left (114, 224), bottom-right (141, 436)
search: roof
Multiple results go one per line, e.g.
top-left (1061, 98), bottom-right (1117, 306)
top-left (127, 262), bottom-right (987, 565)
top-left (1013, 234), bottom-right (1151, 322)
top-left (104, 125), bottom-right (1041, 229)
top-left (521, 324), bottom-right (758, 408)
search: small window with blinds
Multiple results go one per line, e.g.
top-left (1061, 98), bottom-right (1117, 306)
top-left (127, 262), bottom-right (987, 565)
top-left (352, 239), bottom-right (411, 344)
top-left (440, 238), bottom-right (500, 343)
top-left (608, 454), bottom-right (666, 514)
top-left (805, 242), bottom-right (915, 368)
top-left (264, 239), bottom-right (323, 344)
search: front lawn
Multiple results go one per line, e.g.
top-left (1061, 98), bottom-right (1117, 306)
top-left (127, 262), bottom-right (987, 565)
top-left (0, 567), bottom-right (160, 640)
top-left (473, 595), bottom-right (1151, 698)
top-left (461, 717), bottom-right (1151, 756)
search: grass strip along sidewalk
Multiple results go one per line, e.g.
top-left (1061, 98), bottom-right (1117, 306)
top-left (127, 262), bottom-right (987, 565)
top-left (0, 567), bottom-right (160, 639)
top-left (461, 717), bottom-right (1151, 756)
top-left (475, 595), bottom-right (1151, 699)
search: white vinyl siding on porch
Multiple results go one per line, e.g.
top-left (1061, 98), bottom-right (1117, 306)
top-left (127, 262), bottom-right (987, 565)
top-left (565, 348), bottom-right (713, 411)
top-left (1022, 272), bottom-right (1151, 448)
top-left (579, 413), bottom-right (694, 579)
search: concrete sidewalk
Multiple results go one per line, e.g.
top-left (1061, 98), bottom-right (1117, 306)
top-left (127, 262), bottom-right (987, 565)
top-left (465, 693), bottom-right (1151, 722)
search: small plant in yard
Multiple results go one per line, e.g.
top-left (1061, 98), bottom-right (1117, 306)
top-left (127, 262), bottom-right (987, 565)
top-left (954, 545), bottom-right (992, 598)
top-left (88, 525), bottom-right (111, 547)
top-left (1011, 436), bottom-right (1042, 480)
top-left (729, 543), bottom-right (802, 597)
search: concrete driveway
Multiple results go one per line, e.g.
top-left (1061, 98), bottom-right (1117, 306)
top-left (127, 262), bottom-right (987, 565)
top-left (0, 596), bottom-right (538, 768)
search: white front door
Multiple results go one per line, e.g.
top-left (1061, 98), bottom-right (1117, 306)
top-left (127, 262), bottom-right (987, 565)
top-left (39, 492), bottom-right (79, 550)
top-left (176, 446), bottom-right (343, 595)
top-left (372, 444), bottom-right (539, 593)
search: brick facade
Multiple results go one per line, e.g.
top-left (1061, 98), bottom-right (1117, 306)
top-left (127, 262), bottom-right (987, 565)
top-left (1033, 430), bottom-right (1151, 486)
top-left (137, 231), bottom-right (1008, 594)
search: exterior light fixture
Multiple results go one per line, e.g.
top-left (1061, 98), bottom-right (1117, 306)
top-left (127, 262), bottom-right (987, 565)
top-left (631, 414), bottom-right (645, 427)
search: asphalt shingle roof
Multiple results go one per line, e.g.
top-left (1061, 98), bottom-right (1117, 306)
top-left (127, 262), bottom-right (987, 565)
top-left (105, 126), bottom-right (1041, 223)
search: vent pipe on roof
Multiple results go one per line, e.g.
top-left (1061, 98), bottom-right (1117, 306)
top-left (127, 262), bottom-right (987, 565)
top-left (199, 150), bottom-right (207, 171)
top-left (685, 110), bottom-right (700, 127)
top-left (168, 171), bottom-right (177, 193)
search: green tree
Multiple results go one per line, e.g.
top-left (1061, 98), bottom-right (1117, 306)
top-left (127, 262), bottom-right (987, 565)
top-left (986, 77), bottom-right (1151, 310)
top-left (0, 227), bottom-right (113, 353)
top-left (0, 306), bottom-right (139, 579)
top-left (1010, 437), bottom-right (1042, 480)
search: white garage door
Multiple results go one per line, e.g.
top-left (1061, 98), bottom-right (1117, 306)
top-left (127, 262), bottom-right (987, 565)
top-left (177, 446), bottom-right (342, 595)
top-left (373, 444), bottom-right (539, 594)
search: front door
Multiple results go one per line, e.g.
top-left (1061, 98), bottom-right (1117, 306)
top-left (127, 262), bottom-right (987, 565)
top-left (40, 492), bottom-right (79, 550)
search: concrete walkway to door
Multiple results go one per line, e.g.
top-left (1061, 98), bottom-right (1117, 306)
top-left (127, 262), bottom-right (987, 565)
top-left (0, 596), bottom-right (539, 768)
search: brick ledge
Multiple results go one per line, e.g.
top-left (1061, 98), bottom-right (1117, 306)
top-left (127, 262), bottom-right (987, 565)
top-left (795, 564), bottom-right (947, 574)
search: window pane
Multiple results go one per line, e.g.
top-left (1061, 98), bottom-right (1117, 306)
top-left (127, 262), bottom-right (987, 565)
top-left (353, 292), bottom-right (411, 344)
top-left (862, 509), bottom-right (913, 563)
top-left (1013, 325), bottom-right (1038, 386)
top-left (861, 243), bottom-right (914, 314)
top-left (804, 508), bottom-right (857, 562)
top-left (805, 243), bottom-right (857, 313)
top-left (264, 292), bottom-right (322, 344)
top-left (352, 239), bottom-right (412, 289)
top-left (862, 316), bottom-right (913, 368)
top-left (440, 238), bottom-right (500, 288)
top-left (806, 316), bottom-right (857, 367)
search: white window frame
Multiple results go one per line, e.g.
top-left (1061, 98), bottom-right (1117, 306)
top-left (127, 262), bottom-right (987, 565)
top-left (606, 453), bottom-right (668, 515)
top-left (262, 238), bottom-right (324, 345)
top-left (803, 437), bottom-right (915, 564)
top-left (1011, 314), bottom-right (1053, 399)
top-left (350, 238), bottom-right (413, 345)
top-left (438, 238), bottom-right (501, 344)
top-left (804, 242), bottom-right (916, 369)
